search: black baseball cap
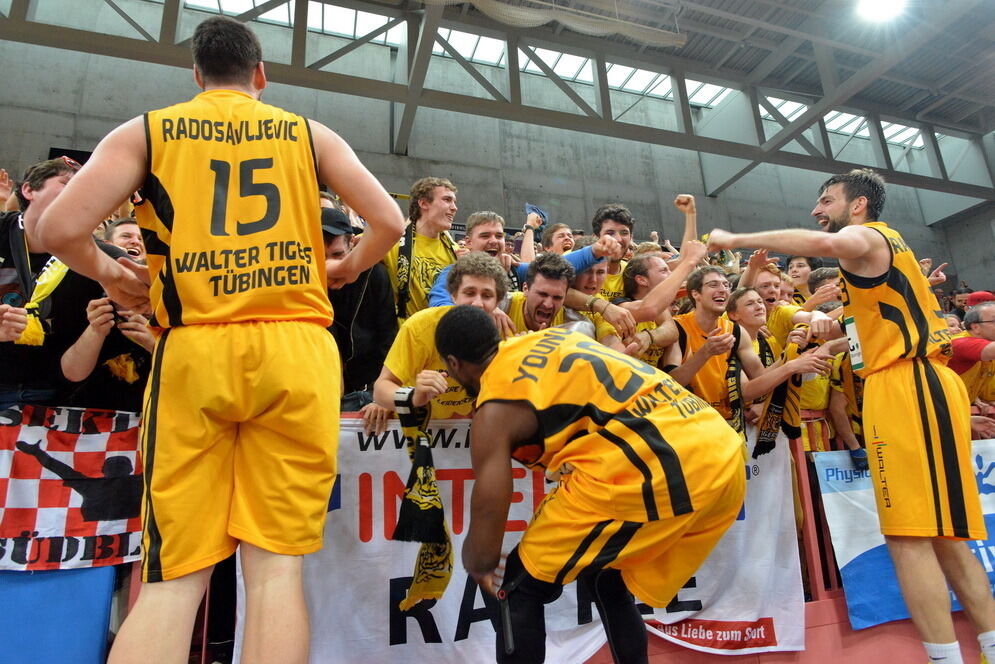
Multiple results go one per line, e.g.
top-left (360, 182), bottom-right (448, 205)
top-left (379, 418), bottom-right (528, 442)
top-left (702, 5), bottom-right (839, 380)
top-left (321, 208), bottom-right (355, 237)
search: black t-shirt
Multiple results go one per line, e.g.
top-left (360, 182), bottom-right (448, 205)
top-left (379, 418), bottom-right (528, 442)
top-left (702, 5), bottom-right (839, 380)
top-left (48, 243), bottom-right (151, 412)
top-left (0, 211), bottom-right (59, 390)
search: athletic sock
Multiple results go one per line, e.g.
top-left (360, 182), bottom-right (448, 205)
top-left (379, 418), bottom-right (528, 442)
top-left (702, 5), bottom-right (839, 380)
top-left (923, 641), bottom-right (963, 664)
top-left (978, 630), bottom-right (995, 662)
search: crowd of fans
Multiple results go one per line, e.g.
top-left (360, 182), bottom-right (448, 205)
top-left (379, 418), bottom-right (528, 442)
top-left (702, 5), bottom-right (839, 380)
top-left (1, 159), bottom-right (994, 660)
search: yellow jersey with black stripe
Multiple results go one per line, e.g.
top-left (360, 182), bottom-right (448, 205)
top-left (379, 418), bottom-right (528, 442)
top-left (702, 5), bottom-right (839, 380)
top-left (135, 89), bottom-right (331, 328)
top-left (476, 328), bottom-right (743, 522)
top-left (839, 222), bottom-right (951, 377)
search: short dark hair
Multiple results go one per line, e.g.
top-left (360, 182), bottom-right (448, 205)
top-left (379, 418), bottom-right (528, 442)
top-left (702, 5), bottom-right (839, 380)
top-left (436, 305), bottom-right (500, 365)
top-left (446, 252), bottom-right (510, 302)
top-left (540, 223), bottom-right (571, 249)
top-left (819, 168), bottom-right (886, 221)
top-left (591, 203), bottom-right (634, 237)
top-left (191, 16), bottom-right (263, 86)
top-left (787, 256), bottom-right (823, 271)
top-left (686, 266), bottom-right (727, 296)
top-left (104, 217), bottom-right (139, 242)
top-left (622, 254), bottom-right (662, 299)
top-left (807, 267), bottom-right (840, 293)
top-left (16, 159), bottom-right (77, 211)
top-left (964, 302), bottom-right (995, 331)
top-left (524, 252), bottom-right (574, 288)
top-left (409, 177), bottom-right (456, 222)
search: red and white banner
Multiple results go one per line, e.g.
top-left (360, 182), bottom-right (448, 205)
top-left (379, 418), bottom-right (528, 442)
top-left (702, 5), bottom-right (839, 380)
top-left (0, 405), bottom-right (143, 571)
top-left (288, 418), bottom-right (803, 663)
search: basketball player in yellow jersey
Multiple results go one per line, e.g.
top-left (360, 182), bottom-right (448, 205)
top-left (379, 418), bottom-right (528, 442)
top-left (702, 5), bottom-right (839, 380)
top-left (708, 168), bottom-right (995, 664)
top-left (436, 304), bottom-right (745, 664)
top-left (31, 16), bottom-right (404, 664)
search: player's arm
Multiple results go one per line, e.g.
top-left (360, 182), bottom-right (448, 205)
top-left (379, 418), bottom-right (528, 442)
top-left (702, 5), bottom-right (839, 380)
top-left (31, 117), bottom-right (150, 309)
top-left (463, 401), bottom-right (538, 592)
top-left (707, 224), bottom-right (879, 262)
top-left (309, 120), bottom-right (404, 286)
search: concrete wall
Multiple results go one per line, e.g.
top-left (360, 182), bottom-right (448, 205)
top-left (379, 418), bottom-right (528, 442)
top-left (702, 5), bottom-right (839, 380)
top-left (939, 207), bottom-right (995, 291)
top-left (0, 0), bottom-right (960, 272)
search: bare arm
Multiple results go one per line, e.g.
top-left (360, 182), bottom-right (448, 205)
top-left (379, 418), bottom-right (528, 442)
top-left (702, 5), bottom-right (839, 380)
top-left (463, 401), bottom-right (538, 590)
top-left (707, 225), bottom-right (883, 266)
top-left (32, 118), bottom-right (150, 309)
top-left (621, 240), bottom-right (706, 323)
top-left (674, 194), bottom-right (698, 251)
top-left (309, 120), bottom-right (404, 287)
top-left (519, 215), bottom-right (540, 263)
top-left (61, 298), bottom-right (115, 382)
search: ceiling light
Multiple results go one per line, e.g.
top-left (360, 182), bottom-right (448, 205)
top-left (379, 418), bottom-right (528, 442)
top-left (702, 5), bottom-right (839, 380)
top-left (856, 0), bottom-right (907, 21)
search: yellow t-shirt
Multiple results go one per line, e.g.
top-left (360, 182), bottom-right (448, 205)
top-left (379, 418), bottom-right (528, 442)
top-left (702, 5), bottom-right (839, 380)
top-left (382, 306), bottom-right (473, 418)
top-left (506, 291), bottom-right (566, 332)
top-left (599, 262), bottom-right (627, 301)
top-left (136, 89), bottom-right (330, 328)
top-left (383, 230), bottom-right (457, 321)
top-left (766, 304), bottom-right (801, 348)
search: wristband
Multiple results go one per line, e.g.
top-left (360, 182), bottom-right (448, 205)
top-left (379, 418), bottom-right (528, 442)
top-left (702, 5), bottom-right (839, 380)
top-left (643, 329), bottom-right (654, 346)
top-left (598, 299), bottom-right (610, 315)
top-left (394, 386), bottom-right (416, 413)
top-left (586, 295), bottom-right (600, 312)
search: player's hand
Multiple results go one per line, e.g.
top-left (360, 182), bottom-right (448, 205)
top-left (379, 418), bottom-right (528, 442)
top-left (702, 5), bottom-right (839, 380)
top-left (591, 233), bottom-right (622, 260)
top-left (849, 447), bottom-right (869, 471)
top-left (360, 402), bottom-right (392, 435)
top-left (0, 305), bottom-right (28, 342)
top-left (927, 262), bottom-right (949, 287)
top-left (490, 308), bottom-right (517, 339)
top-left (702, 328), bottom-right (735, 357)
top-left (680, 240), bottom-right (707, 266)
top-left (116, 311), bottom-right (155, 352)
top-left (413, 370), bottom-right (449, 407)
top-left (326, 256), bottom-right (362, 290)
top-left (789, 348), bottom-right (831, 376)
top-left (86, 298), bottom-right (116, 337)
top-left (602, 302), bottom-right (636, 339)
top-left (706, 229), bottom-right (736, 252)
top-left (971, 415), bottom-right (995, 440)
top-left (673, 194), bottom-right (696, 215)
top-left (101, 258), bottom-right (151, 314)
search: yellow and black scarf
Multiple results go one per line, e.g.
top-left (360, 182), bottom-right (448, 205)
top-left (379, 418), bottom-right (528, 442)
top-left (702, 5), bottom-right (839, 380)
top-left (754, 327), bottom-right (807, 457)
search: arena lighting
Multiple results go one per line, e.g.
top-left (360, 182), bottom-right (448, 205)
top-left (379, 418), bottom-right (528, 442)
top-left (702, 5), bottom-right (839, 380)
top-left (856, 0), bottom-right (907, 21)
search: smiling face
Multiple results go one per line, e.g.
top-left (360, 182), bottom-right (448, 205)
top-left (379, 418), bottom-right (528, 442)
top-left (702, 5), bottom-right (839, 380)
top-left (466, 220), bottom-right (505, 257)
top-left (811, 183), bottom-right (856, 233)
top-left (787, 258), bottom-right (811, 288)
top-left (692, 273), bottom-right (731, 315)
top-left (523, 273), bottom-right (567, 331)
top-left (728, 289), bottom-right (767, 329)
top-left (108, 223), bottom-right (147, 261)
top-left (420, 186), bottom-right (458, 232)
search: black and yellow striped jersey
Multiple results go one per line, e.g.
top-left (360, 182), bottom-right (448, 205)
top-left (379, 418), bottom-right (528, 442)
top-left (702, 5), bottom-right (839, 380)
top-left (476, 328), bottom-right (742, 522)
top-left (135, 89), bottom-right (331, 328)
top-left (839, 222), bottom-right (951, 377)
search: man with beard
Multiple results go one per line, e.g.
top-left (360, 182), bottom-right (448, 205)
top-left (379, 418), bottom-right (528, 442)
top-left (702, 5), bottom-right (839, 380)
top-left (707, 168), bottom-right (995, 664)
top-left (502, 252), bottom-right (574, 333)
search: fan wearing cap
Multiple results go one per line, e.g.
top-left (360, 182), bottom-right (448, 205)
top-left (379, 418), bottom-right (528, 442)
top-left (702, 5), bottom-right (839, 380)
top-left (0, 158), bottom-right (79, 407)
top-left (321, 206), bottom-right (397, 404)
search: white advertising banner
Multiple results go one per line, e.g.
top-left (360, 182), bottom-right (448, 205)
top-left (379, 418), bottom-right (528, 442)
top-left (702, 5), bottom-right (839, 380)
top-left (237, 419), bottom-right (805, 661)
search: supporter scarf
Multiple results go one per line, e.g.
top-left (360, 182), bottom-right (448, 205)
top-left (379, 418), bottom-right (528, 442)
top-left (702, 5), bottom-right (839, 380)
top-left (725, 324), bottom-right (746, 442)
top-left (395, 222), bottom-right (458, 320)
top-left (391, 391), bottom-right (453, 611)
top-left (15, 255), bottom-right (68, 346)
top-left (754, 331), bottom-right (805, 457)
top-left (757, 333), bottom-right (777, 368)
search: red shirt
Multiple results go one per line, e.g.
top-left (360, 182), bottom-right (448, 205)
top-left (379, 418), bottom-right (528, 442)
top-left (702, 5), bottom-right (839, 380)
top-left (949, 335), bottom-right (992, 374)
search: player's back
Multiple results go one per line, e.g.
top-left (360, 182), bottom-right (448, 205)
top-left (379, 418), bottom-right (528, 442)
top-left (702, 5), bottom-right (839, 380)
top-left (477, 328), bottom-right (743, 522)
top-left (136, 89), bottom-right (330, 328)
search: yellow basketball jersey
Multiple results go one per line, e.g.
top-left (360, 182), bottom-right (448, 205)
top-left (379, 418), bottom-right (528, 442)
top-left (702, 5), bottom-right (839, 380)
top-left (135, 89), bottom-right (331, 328)
top-left (839, 222), bottom-right (951, 376)
top-left (477, 328), bottom-right (742, 522)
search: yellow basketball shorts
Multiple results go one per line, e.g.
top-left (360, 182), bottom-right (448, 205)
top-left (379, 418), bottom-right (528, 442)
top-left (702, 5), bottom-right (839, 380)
top-left (863, 357), bottom-right (985, 540)
top-left (140, 320), bottom-right (341, 582)
top-left (517, 465), bottom-right (745, 607)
